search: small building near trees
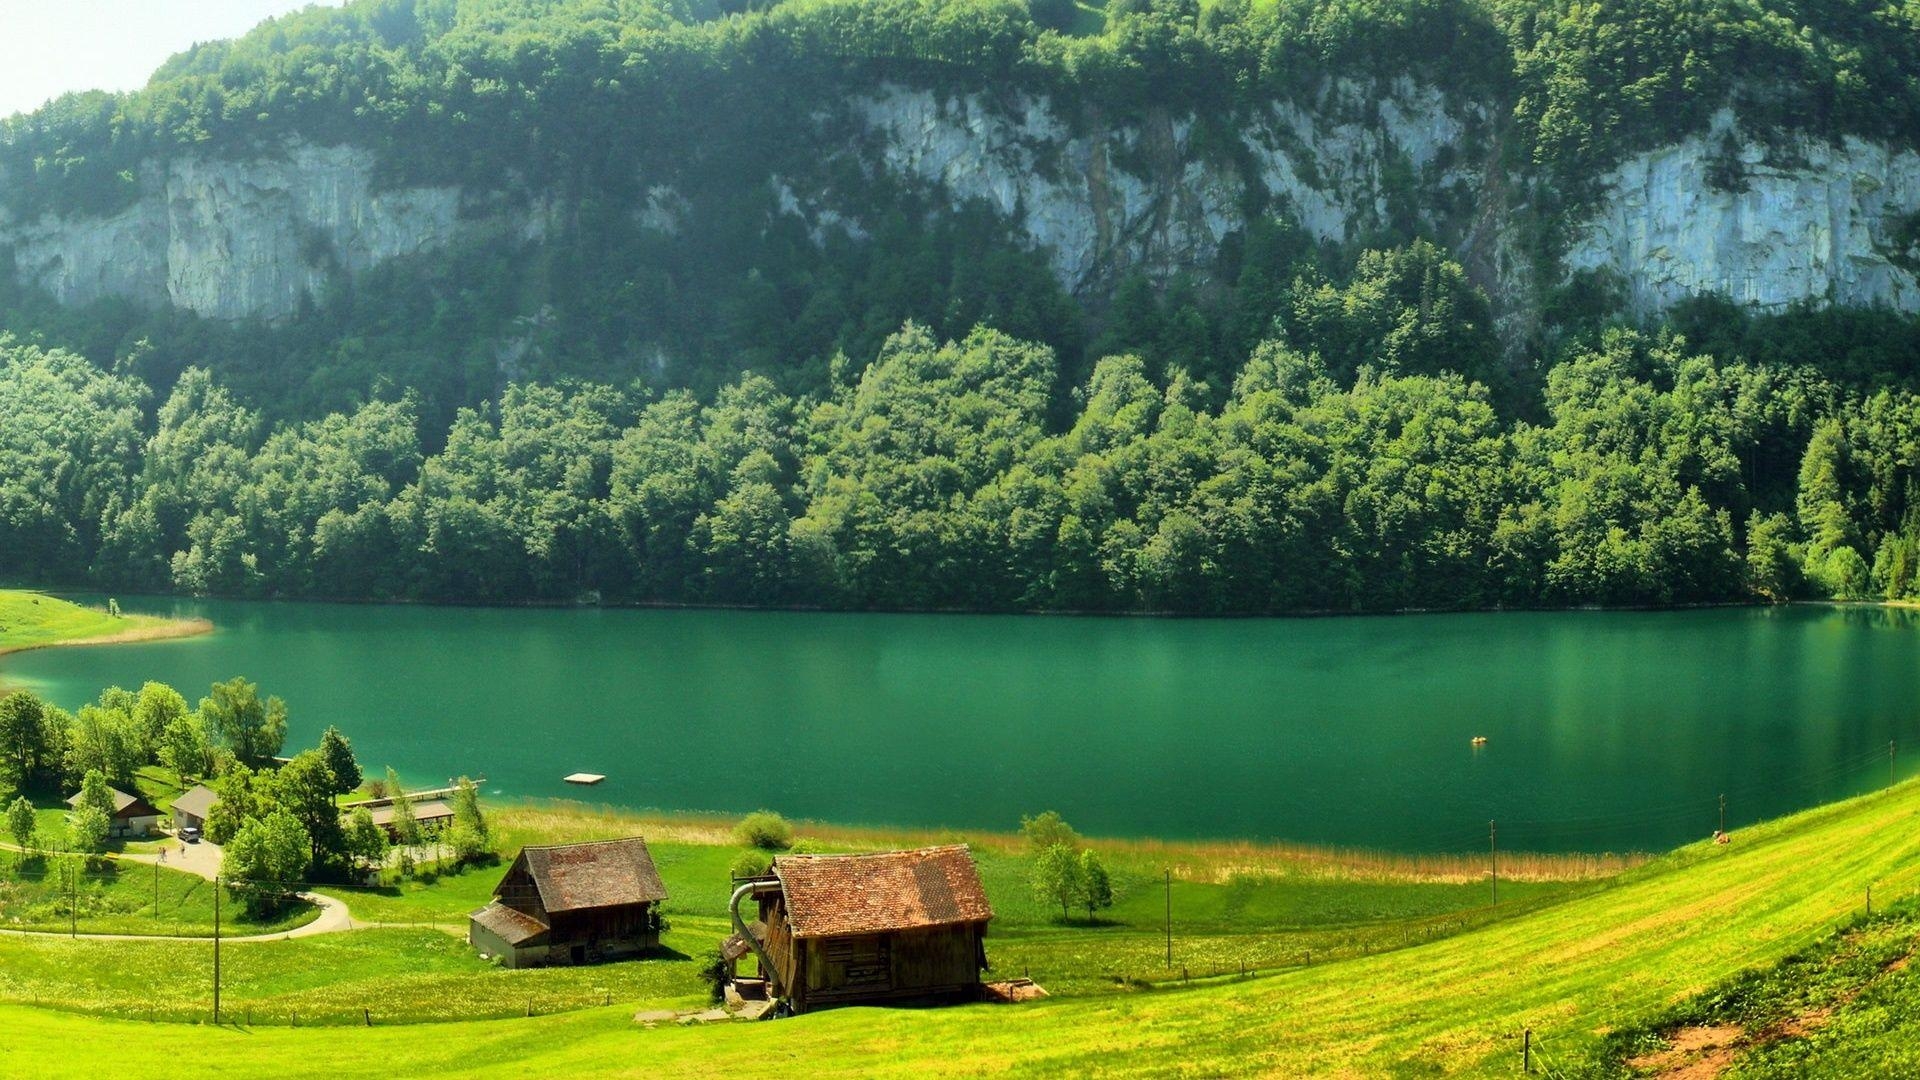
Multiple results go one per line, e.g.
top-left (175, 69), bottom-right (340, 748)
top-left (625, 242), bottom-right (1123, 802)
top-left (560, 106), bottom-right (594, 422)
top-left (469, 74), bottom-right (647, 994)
top-left (468, 836), bottom-right (667, 969)
top-left (169, 784), bottom-right (219, 833)
top-left (339, 791), bottom-right (456, 839)
top-left (728, 845), bottom-right (994, 1013)
top-left (65, 787), bottom-right (163, 839)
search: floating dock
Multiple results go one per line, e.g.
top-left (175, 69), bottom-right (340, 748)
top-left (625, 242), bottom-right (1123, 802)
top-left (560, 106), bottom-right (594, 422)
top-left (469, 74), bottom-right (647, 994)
top-left (564, 772), bottom-right (606, 786)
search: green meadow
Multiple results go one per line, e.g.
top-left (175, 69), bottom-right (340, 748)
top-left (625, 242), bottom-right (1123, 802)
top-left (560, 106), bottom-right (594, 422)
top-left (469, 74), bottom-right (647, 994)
top-left (0, 591), bottom-right (206, 657)
top-left (0, 778), bottom-right (1910, 1075)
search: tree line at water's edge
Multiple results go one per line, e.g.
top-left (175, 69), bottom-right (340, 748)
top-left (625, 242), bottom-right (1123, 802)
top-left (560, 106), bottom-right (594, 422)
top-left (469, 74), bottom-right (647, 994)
top-left (6, 289), bottom-right (1920, 614)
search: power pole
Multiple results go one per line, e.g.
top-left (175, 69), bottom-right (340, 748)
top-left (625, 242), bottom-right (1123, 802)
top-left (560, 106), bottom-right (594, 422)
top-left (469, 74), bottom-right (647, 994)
top-left (213, 875), bottom-right (222, 1025)
top-left (67, 861), bottom-right (75, 938)
top-left (1489, 820), bottom-right (1498, 906)
top-left (1719, 793), bottom-right (1726, 835)
top-left (1164, 868), bottom-right (1172, 970)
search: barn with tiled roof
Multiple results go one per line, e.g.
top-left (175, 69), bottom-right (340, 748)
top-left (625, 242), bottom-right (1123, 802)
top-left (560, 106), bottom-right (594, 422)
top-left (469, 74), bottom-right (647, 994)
top-left (728, 845), bottom-right (994, 1012)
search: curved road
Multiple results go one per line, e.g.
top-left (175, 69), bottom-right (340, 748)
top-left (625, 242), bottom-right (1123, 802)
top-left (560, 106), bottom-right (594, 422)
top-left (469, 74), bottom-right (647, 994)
top-left (0, 839), bottom-right (364, 942)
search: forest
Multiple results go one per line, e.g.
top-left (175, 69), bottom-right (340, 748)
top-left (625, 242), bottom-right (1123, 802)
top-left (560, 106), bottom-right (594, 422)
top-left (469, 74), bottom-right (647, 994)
top-left (3, 285), bottom-right (1916, 612)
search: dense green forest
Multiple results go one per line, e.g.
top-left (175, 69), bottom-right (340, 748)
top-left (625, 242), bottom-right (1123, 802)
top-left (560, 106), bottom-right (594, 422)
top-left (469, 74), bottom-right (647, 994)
top-left (4, 297), bottom-right (1918, 612)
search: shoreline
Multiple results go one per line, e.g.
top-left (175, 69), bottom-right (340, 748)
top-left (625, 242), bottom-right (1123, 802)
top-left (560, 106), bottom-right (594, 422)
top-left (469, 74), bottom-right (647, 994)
top-left (7, 581), bottom-right (1784, 620)
top-left (498, 797), bottom-right (1650, 884)
top-left (0, 615), bottom-right (214, 660)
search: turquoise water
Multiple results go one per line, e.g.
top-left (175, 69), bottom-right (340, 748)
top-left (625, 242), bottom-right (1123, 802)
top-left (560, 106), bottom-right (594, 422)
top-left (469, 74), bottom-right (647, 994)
top-left (6, 599), bottom-right (1916, 853)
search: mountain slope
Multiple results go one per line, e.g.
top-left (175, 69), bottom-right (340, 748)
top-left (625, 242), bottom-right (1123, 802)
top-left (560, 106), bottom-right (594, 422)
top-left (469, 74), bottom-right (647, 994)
top-left (2, 0), bottom-right (1918, 413)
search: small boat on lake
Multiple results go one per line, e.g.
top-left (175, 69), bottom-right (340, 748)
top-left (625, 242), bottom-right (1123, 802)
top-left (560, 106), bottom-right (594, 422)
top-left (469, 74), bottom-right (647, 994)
top-left (564, 772), bottom-right (606, 786)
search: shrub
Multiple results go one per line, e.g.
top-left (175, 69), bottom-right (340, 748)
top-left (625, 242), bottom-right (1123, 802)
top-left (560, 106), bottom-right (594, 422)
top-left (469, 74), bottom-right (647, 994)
top-left (733, 810), bottom-right (793, 851)
top-left (729, 849), bottom-right (772, 881)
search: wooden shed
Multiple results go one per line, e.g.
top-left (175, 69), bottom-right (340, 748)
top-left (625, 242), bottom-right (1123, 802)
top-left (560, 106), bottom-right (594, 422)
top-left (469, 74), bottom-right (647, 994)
top-left (468, 836), bottom-right (667, 968)
top-left (730, 845), bottom-right (994, 1012)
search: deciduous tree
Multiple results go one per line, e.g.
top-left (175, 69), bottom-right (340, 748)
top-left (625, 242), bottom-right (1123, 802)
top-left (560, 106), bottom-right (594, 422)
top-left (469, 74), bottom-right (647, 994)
top-left (200, 678), bottom-right (288, 767)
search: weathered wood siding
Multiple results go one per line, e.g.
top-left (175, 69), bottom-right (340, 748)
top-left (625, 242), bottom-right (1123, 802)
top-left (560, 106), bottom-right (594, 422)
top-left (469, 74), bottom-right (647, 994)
top-left (788, 922), bottom-right (986, 1010)
top-left (759, 892), bottom-right (801, 995)
top-left (546, 904), bottom-right (659, 962)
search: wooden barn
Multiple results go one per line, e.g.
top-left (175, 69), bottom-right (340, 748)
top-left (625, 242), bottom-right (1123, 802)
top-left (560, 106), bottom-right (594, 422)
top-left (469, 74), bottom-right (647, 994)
top-left (728, 845), bottom-right (994, 1012)
top-left (468, 837), bottom-right (667, 969)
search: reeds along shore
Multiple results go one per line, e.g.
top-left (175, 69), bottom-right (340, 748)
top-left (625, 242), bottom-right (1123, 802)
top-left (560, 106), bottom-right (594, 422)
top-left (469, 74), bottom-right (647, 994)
top-left (499, 800), bottom-right (1646, 884)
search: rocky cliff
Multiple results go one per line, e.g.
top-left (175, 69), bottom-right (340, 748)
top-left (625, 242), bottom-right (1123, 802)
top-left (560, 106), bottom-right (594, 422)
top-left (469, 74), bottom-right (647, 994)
top-left (4, 85), bottom-right (1917, 331)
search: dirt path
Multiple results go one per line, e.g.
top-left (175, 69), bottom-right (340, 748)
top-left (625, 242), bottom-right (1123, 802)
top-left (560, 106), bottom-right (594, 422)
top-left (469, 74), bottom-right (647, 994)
top-left (0, 889), bottom-right (353, 943)
top-left (0, 840), bottom-right (360, 942)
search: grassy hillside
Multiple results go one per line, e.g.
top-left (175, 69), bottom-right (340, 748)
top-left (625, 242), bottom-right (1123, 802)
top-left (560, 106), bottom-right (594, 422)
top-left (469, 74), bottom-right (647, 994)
top-left (0, 779), bottom-right (1916, 1076)
top-left (0, 591), bottom-right (208, 656)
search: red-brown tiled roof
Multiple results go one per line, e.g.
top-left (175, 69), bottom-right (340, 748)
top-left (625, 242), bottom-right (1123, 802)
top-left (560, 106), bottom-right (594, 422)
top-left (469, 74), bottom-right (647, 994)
top-left (470, 901), bottom-right (550, 947)
top-left (519, 837), bottom-right (667, 912)
top-left (773, 845), bottom-right (993, 939)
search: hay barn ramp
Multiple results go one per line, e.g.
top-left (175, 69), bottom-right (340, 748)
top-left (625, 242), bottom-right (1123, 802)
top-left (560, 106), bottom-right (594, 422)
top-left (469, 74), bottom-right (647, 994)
top-left (731, 845), bottom-right (993, 1013)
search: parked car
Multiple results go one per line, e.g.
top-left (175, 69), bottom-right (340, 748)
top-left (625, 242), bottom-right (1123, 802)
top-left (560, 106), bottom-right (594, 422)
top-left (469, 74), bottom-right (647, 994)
top-left (179, 826), bottom-right (202, 843)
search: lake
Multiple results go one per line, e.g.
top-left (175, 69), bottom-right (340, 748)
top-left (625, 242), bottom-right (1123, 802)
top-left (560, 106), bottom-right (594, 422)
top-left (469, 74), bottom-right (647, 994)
top-left (4, 599), bottom-right (1916, 853)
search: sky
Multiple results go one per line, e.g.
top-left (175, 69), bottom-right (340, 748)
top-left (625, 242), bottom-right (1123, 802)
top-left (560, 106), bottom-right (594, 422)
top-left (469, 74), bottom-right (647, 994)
top-left (0, 1), bottom-right (346, 119)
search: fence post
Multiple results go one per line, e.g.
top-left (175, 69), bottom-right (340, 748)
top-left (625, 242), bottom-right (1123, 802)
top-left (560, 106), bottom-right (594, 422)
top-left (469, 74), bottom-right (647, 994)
top-left (1523, 1028), bottom-right (1532, 1073)
top-left (363, 1007), bottom-right (371, 1027)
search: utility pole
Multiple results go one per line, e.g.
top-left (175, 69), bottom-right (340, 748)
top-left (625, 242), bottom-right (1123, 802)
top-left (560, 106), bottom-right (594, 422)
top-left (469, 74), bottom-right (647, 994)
top-left (67, 861), bottom-right (76, 938)
top-left (213, 875), bottom-right (222, 1025)
top-left (1489, 820), bottom-right (1498, 906)
top-left (1164, 868), bottom-right (1172, 969)
top-left (1892, 740), bottom-right (1899, 788)
top-left (154, 860), bottom-right (161, 916)
top-left (1719, 793), bottom-right (1726, 835)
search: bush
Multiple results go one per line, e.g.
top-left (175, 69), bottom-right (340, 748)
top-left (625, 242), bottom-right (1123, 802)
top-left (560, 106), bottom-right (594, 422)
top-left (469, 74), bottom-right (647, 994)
top-left (733, 810), bottom-right (793, 851)
top-left (729, 849), bottom-right (772, 881)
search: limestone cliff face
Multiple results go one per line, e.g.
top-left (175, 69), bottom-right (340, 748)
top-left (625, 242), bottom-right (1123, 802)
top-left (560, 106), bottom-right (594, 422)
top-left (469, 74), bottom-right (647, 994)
top-left (835, 78), bottom-right (1483, 295)
top-left (1, 142), bottom-right (514, 323)
top-left (2, 91), bottom-right (1917, 330)
top-left (1564, 113), bottom-right (1920, 313)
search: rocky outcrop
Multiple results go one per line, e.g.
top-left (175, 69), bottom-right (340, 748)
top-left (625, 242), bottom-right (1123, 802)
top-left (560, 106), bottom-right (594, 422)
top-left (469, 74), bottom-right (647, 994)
top-left (1565, 113), bottom-right (1920, 314)
top-left (2, 92), bottom-right (1917, 330)
top-left (844, 78), bottom-right (1483, 295)
top-left (4, 142), bottom-right (480, 322)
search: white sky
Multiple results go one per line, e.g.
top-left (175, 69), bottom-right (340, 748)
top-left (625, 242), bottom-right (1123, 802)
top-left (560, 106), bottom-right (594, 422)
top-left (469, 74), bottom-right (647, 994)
top-left (0, 1), bottom-right (347, 120)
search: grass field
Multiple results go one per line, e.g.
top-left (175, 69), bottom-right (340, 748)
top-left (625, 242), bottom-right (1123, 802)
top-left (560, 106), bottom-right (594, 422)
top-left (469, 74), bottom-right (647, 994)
top-left (0, 772), bottom-right (1914, 1076)
top-left (1559, 897), bottom-right (1920, 1077)
top-left (0, 856), bottom-right (316, 937)
top-left (0, 797), bottom-right (1619, 1026)
top-left (0, 590), bottom-right (209, 657)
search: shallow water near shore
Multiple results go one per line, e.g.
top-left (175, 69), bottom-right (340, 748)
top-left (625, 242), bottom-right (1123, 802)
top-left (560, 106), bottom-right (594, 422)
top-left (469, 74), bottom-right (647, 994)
top-left (5, 597), bottom-right (1916, 854)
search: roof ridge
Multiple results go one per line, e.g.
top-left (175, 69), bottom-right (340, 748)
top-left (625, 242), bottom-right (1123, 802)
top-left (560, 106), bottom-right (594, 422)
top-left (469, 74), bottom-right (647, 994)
top-left (522, 834), bottom-right (649, 852)
top-left (778, 843), bottom-right (971, 860)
